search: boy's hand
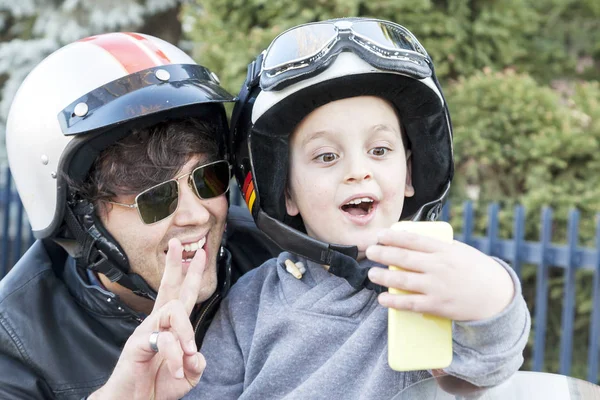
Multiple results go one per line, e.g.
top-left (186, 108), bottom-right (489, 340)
top-left (366, 229), bottom-right (515, 321)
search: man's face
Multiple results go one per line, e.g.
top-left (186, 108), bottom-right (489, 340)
top-left (99, 155), bottom-right (228, 303)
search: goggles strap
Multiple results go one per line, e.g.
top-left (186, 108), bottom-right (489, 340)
top-left (231, 52), bottom-right (263, 135)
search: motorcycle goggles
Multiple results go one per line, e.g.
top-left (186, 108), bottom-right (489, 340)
top-left (259, 18), bottom-right (433, 91)
top-left (107, 160), bottom-right (231, 224)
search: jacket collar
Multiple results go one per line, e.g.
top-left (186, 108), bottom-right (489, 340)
top-left (63, 256), bottom-right (142, 345)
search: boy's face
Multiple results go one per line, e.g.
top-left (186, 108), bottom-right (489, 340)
top-left (286, 96), bottom-right (414, 260)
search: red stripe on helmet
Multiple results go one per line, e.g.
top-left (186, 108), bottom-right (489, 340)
top-left (79, 32), bottom-right (170, 74)
top-left (124, 32), bottom-right (171, 64)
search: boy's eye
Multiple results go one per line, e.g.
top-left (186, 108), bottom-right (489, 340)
top-left (370, 147), bottom-right (389, 156)
top-left (315, 153), bottom-right (338, 163)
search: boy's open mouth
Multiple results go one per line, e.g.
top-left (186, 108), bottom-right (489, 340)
top-left (341, 196), bottom-right (376, 217)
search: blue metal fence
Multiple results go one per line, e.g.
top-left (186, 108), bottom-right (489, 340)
top-left (444, 201), bottom-right (600, 381)
top-left (0, 166), bottom-right (35, 278)
top-left (1, 164), bottom-right (600, 382)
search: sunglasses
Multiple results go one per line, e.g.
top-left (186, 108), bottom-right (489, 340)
top-left (258, 18), bottom-right (432, 91)
top-left (107, 160), bottom-right (231, 224)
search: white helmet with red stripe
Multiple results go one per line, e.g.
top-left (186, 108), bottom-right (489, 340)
top-left (6, 32), bottom-right (234, 239)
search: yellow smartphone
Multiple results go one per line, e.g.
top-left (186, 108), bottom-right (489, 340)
top-left (388, 221), bottom-right (453, 371)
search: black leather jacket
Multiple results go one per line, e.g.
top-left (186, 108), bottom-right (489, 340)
top-left (0, 206), bottom-right (279, 399)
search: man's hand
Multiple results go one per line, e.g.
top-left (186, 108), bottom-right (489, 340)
top-left (89, 238), bottom-right (206, 400)
top-left (366, 229), bottom-right (515, 321)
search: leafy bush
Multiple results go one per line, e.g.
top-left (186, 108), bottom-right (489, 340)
top-left (184, 0), bottom-right (596, 94)
top-left (447, 70), bottom-right (600, 245)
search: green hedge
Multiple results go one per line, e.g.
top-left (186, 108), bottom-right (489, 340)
top-left (184, 0), bottom-right (598, 92)
top-left (447, 71), bottom-right (600, 244)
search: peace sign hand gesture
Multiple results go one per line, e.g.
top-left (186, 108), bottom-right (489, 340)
top-left (89, 238), bottom-right (208, 400)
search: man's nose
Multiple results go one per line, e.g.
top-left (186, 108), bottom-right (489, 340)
top-left (171, 179), bottom-right (210, 226)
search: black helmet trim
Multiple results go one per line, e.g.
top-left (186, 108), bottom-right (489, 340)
top-left (58, 64), bottom-right (234, 136)
top-left (256, 209), bottom-right (358, 263)
top-left (36, 101), bottom-right (231, 240)
top-left (249, 72), bottom-right (452, 228)
top-left (39, 64), bottom-right (235, 240)
top-left (62, 198), bottom-right (157, 299)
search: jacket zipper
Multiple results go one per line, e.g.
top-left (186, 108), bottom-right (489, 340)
top-left (193, 293), bottom-right (221, 334)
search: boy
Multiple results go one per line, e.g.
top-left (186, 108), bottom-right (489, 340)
top-left (191, 18), bottom-right (531, 398)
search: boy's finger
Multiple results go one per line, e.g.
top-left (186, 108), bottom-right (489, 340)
top-left (368, 267), bottom-right (431, 294)
top-left (376, 229), bottom-right (451, 253)
top-left (377, 292), bottom-right (434, 315)
top-left (365, 245), bottom-right (433, 273)
top-left (179, 248), bottom-right (207, 315)
top-left (154, 238), bottom-right (185, 311)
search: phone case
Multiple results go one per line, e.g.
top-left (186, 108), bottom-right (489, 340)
top-left (388, 221), bottom-right (454, 371)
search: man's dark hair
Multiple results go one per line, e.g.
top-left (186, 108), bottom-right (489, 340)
top-left (71, 117), bottom-right (221, 207)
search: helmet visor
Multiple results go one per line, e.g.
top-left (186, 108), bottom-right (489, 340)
top-left (58, 64), bottom-right (235, 136)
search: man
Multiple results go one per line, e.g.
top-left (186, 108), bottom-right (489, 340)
top-left (0, 32), bottom-right (278, 399)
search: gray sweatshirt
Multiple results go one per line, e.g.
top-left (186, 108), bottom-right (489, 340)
top-left (189, 251), bottom-right (531, 399)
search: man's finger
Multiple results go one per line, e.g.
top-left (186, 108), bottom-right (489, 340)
top-left (154, 238), bottom-right (185, 311)
top-left (156, 300), bottom-right (198, 355)
top-left (179, 248), bottom-right (207, 315)
top-left (120, 323), bottom-right (187, 363)
top-left (127, 329), bottom-right (190, 381)
top-left (183, 352), bottom-right (206, 387)
top-left (153, 330), bottom-right (186, 380)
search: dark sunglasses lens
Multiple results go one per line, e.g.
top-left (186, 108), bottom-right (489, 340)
top-left (193, 161), bottom-right (230, 199)
top-left (263, 24), bottom-right (337, 70)
top-left (137, 181), bottom-right (179, 224)
top-left (352, 21), bottom-right (423, 54)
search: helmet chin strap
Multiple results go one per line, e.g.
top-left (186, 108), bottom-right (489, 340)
top-left (255, 186), bottom-right (448, 294)
top-left (63, 199), bottom-right (158, 301)
top-left (256, 210), bottom-right (386, 292)
top-left (256, 209), bottom-right (358, 263)
top-left (63, 199), bottom-right (232, 302)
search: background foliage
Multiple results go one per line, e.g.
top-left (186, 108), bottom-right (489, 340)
top-left (0, 0), bottom-right (184, 160)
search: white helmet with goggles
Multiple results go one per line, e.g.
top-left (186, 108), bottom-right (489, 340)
top-left (230, 18), bottom-right (453, 287)
top-left (6, 32), bottom-right (235, 299)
